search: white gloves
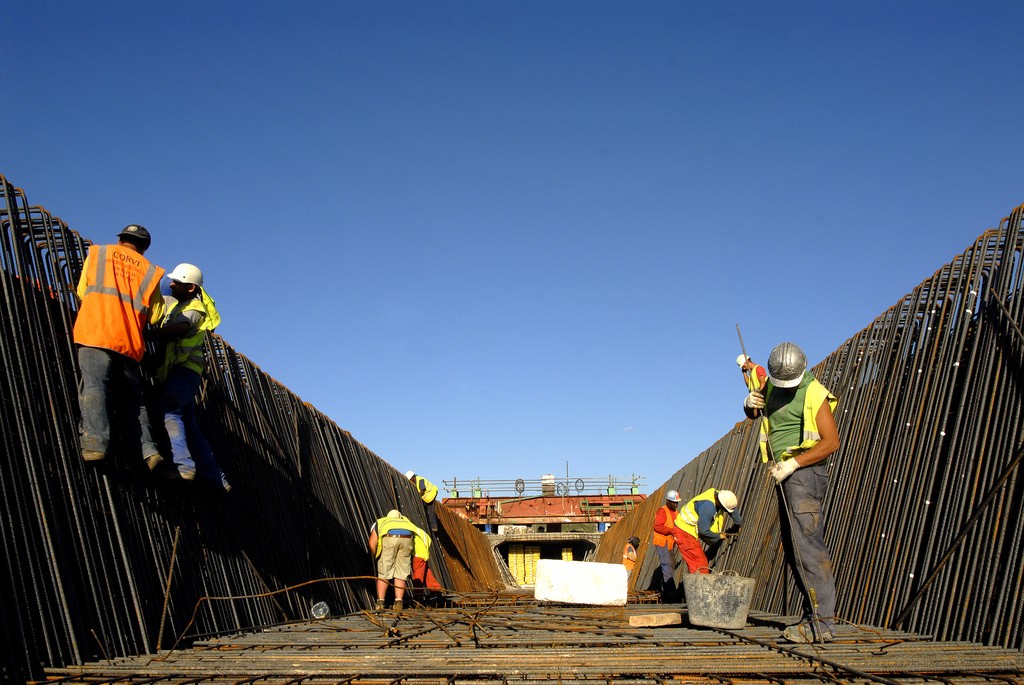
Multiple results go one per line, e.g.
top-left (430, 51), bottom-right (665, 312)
top-left (744, 390), bottom-right (765, 409)
top-left (769, 458), bottom-right (800, 482)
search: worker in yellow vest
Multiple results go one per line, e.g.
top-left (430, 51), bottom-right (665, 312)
top-left (672, 488), bottom-right (742, 574)
top-left (736, 354), bottom-right (767, 392)
top-left (406, 470), bottom-right (439, 532)
top-left (411, 526), bottom-right (443, 599)
top-left (368, 509), bottom-right (421, 611)
top-left (744, 341), bottom-right (840, 644)
top-left (148, 263), bottom-right (229, 490)
top-left (73, 224), bottom-right (165, 467)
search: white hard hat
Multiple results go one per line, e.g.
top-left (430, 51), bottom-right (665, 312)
top-left (405, 470), bottom-right (416, 479)
top-left (735, 354), bottom-right (749, 367)
top-left (167, 263), bottom-right (204, 286)
top-left (718, 490), bottom-right (738, 512)
top-left (386, 509), bottom-right (401, 519)
top-left (768, 342), bottom-right (807, 388)
top-left (665, 489), bottom-right (681, 503)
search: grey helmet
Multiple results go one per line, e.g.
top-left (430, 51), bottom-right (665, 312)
top-left (767, 342), bottom-right (807, 388)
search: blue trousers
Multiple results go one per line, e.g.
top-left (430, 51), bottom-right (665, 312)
top-left (77, 346), bottom-right (158, 458)
top-left (777, 464), bottom-right (837, 632)
top-left (161, 366), bottom-right (224, 482)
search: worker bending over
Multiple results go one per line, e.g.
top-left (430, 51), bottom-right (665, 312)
top-left (673, 488), bottom-right (742, 574)
top-left (744, 341), bottom-right (840, 644)
top-left (368, 509), bottom-right (422, 611)
top-left (406, 470), bottom-right (439, 532)
top-left (411, 527), bottom-right (443, 599)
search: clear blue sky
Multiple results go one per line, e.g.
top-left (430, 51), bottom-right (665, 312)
top-left (4, 2), bottom-right (1023, 493)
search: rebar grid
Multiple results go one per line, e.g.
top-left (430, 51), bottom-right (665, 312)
top-left (43, 604), bottom-right (1024, 685)
top-left (2, 171), bottom-right (1024, 685)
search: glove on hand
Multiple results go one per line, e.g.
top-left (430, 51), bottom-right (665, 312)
top-left (744, 390), bottom-right (765, 409)
top-left (769, 458), bottom-right (800, 482)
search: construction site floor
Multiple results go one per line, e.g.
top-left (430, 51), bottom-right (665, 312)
top-left (43, 596), bottom-right (1024, 685)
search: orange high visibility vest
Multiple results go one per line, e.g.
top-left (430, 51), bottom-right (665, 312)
top-left (74, 245), bottom-right (164, 362)
top-left (651, 505), bottom-right (678, 550)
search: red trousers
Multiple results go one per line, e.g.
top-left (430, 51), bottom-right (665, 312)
top-left (412, 557), bottom-right (442, 590)
top-left (677, 533), bottom-right (711, 574)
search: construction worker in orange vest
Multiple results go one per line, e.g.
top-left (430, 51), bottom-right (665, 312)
top-left (74, 224), bottom-right (166, 468)
top-left (651, 489), bottom-right (682, 600)
top-left (621, 536), bottom-right (639, 576)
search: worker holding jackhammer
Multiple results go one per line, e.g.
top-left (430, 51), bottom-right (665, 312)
top-left (744, 342), bottom-right (840, 644)
top-left (672, 488), bottom-right (742, 574)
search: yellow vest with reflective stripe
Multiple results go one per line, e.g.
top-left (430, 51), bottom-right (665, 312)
top-left (745, 364), bottom-right (765, 392)
top-left (413, 527), bottom-right (431, 560)
top-left (414, 476), bottom-right (439, 503)
top-left (675, 488), bottom-right (727, 539)
top-left (758, 376), bottom-right (838, 463)
top-left (158, 290), bottom-right (221, 380)
top-left (373, 515), bottom-right (423, 558)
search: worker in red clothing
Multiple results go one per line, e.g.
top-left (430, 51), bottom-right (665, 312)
top-left (411, 527), bottom-right (443, 600)
top-left (736, 354), bottom-right (767, 392)
top-left (651, 489), bottom-right (683, 600)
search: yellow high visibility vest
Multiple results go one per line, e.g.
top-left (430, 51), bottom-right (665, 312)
top-left (158, 289), bottom-right (221, 380)
top-left (414, 476), bottom-right (439, 503)
top-left (745, 364), bottom-right (766, 392)
top-left (758, 376), bottom-right (838, 463)
top-left (675, 488), bottom-right (727, 540)
top-left (372, 515), bottom-right (423, 559)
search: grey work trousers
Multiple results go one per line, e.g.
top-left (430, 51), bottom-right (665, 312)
top-left (77, 345), bottom-right (159, 458)
top-left (777, 463), bottom-right (837, 632)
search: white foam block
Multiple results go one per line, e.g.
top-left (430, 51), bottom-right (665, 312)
top-left (533, 559), bottom-right (628, 606)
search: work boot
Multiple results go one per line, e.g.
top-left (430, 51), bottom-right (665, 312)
top-left (782, 622), bottom-right (833, 644)
top-left (82, 450), bottom-right (106, 462)
top-left (393, 599), bottom-right (403, 611)
top-left (144, 453), bottom-right (163, 471)
top-left (374, 599), bottom-right (385, 612)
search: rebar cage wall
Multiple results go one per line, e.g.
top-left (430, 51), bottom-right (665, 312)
top-left (4, 170), bottom-right (1024, 683)
top-left (601, 201), bottom-right (1024, 652)
top-left (0, 173), bottom-right (502, 684)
